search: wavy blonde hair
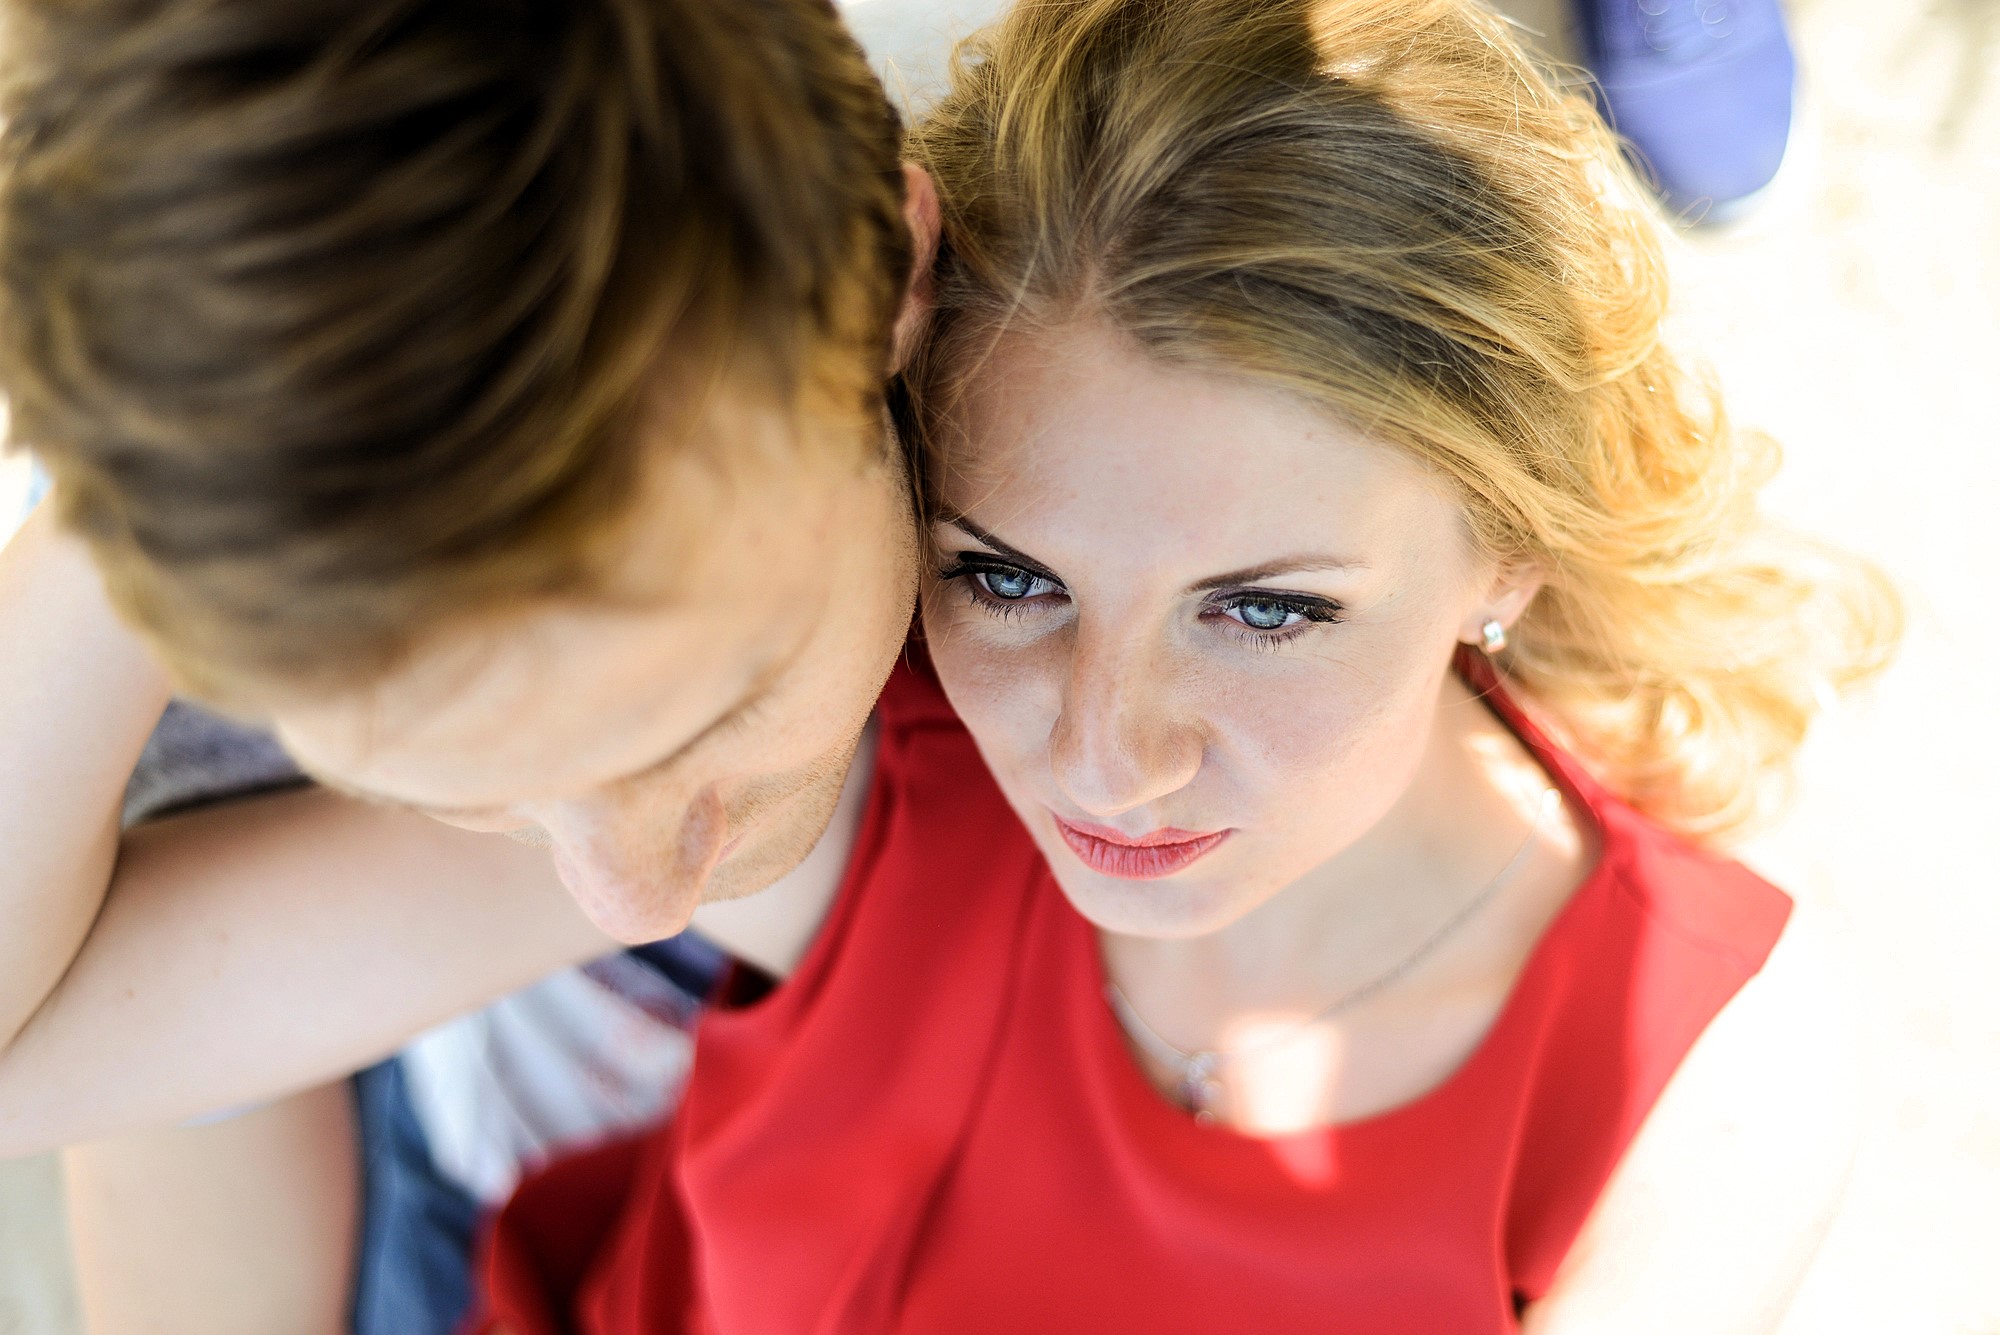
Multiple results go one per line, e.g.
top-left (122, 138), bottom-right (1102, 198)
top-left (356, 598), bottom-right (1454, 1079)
top-left (904, 0), bottom-right (1900, 839)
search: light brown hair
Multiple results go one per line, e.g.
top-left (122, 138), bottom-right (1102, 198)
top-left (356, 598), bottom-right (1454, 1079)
top-left (0, 0), bottom-right (910, 704)
top-left (906, 0), bottom-right (1900, 837)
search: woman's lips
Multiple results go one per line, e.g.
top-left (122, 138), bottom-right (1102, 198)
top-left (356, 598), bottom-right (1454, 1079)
top-left (1051, 814), bottom-right (1231, 880)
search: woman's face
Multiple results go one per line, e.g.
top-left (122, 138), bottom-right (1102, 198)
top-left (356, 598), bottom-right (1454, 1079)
top-left (922, 321), bottom-right (1517, 939)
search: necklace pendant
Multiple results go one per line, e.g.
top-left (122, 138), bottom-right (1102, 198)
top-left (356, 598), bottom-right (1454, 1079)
top-left (1178, 1051), bottom-right (1224, 1124)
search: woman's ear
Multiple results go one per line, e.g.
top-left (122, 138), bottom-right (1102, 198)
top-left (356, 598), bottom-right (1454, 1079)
top-left (890, 162), bottom-right (942, 373)
top-left (1459, 563), bottom-right (1545, 647)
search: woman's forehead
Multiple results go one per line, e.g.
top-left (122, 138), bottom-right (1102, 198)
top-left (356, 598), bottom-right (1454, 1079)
top-left (937, 324), bottom-right (1468, 574)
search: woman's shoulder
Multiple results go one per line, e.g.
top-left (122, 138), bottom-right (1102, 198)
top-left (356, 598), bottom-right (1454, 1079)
top-left (1498, 698), bottom-right (1846, 1316)
top-left (1593, 799), bottom-right (1795, 976)
top-left (1475, 657), bottom-right (1796, 977)
top-left (1520, 894), bottom-right (1859, 1331)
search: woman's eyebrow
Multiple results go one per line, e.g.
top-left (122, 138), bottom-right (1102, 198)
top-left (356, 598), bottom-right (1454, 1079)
top-left (941, 512), bottom-right (1364, 593)
top-left (1188, 556), bottom-right (1369, 593)
top-left (937, 514), bottom-right (1062, 582)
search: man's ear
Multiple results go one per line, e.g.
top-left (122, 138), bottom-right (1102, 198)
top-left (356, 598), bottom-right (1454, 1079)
top-left (890, 162), bottom-right (941, 373)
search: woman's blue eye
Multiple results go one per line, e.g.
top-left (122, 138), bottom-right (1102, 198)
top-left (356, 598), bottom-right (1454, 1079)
top-left (978, 567), bottom-right (1050, 600)
top-left (1230, 599), bottom-right (1299, 630)
top-left (935, 555), bottom-right (1064, 613)
top-left (1214, 592), bottom-right (1342, 638)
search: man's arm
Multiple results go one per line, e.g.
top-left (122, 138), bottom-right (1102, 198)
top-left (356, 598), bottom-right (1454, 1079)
top-left (0, 783), bottom-right (617, 1157)
top-left (64, 1083), bottom-right (359, 1335)
top-left (0, 505), bottom-right (172, 1065)
top-left (0, 508), bottom-right (616, 1157)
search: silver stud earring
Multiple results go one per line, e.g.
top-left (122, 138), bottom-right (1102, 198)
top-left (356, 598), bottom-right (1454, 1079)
top-left (1479, 619), bottom-right (1508, 655)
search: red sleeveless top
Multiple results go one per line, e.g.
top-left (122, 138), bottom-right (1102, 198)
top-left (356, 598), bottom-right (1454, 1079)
top-left (473, 660), bottom-right (1791, 1335)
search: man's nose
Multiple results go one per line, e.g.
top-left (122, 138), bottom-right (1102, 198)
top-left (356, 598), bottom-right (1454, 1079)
top-left (531, 785), bottom-right (728, 942)
top-left (1049, 629), bottom-right (1202, 820)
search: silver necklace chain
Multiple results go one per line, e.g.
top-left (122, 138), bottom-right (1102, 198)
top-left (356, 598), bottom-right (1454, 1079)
top-left (1104, 787), bottom-right (1558, 1123)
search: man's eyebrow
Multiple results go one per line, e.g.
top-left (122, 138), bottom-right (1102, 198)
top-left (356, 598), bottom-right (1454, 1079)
top-left (623, 670), bottom-right (778, 784)
top-left (311, 648), bottom-right (800, 816)
top-left (935, 513), bottom-right (1062, 582)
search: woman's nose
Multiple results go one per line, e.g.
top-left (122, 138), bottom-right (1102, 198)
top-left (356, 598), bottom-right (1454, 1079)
top-left (1049, 634), bottom-right (1202, 819)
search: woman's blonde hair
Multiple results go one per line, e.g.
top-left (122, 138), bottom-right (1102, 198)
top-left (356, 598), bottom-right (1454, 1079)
top-left (905, 0), bottom-right (1900, 839)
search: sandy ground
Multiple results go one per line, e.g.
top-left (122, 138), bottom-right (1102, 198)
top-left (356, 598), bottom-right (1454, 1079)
top-left (2, 0), bottom-right (1997, 1329)
top-left (1666, 3), bottom-right (2000, 1329)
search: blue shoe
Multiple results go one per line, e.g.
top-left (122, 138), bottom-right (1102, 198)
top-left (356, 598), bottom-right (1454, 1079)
top-left (1578, 0), bottom-right (1798, 219)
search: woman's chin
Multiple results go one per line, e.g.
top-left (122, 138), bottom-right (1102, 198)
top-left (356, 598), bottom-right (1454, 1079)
top-left (1045, 860), bottom-right (1260, 940)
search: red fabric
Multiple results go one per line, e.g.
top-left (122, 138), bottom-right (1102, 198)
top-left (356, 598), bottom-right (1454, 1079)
top-left (470, 659), bottom-right (1791, 1334)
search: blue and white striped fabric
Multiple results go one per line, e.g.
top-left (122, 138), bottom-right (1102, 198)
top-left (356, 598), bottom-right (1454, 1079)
top-left (23, 459), bottom-right (48, 513)
top-left (2, 456), bottom-right (48, 541)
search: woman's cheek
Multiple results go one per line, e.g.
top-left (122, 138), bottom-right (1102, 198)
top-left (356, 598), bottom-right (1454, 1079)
top-left (922, 600), bottom-right (1051, 762)
top-left (1204, 658), bottom-right (1426, 827)
top-left (1211, 673), bottom-right (1366, 788)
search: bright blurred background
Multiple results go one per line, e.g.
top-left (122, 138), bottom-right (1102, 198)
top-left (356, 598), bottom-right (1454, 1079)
top-left (3, 0), bottom-right (1996, 1329)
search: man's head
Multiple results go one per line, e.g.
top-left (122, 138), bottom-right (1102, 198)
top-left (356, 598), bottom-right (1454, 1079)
top-left (278, 411), bottom-right (918, 943)
top-left (0, 0), bottom-right (934, 939)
